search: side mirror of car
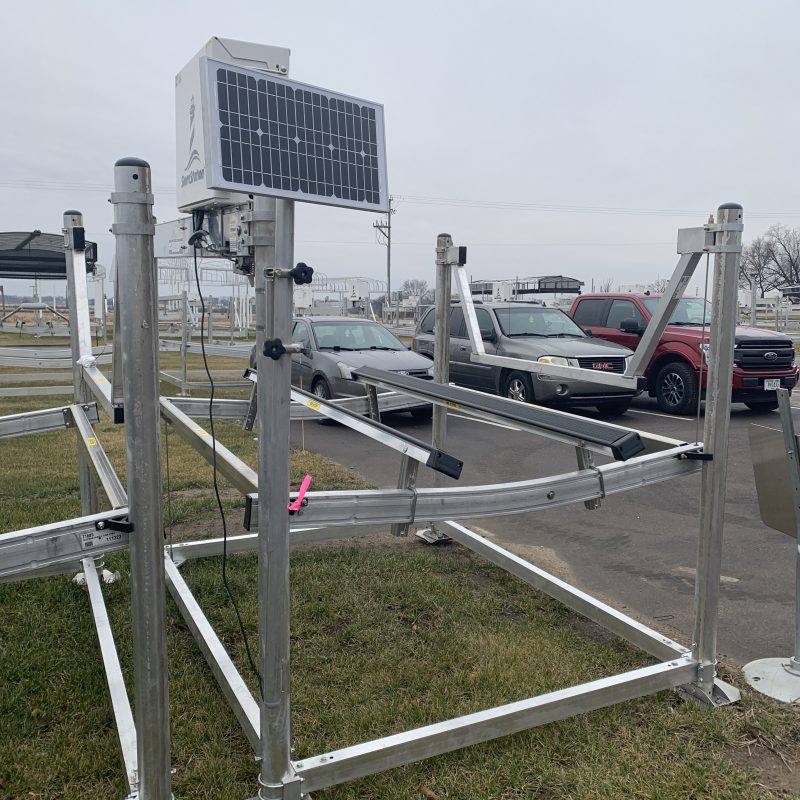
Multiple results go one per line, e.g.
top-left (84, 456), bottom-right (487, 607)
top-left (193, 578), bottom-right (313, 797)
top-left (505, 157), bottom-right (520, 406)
top-left (582, 328), bottom-right (593, 337)
top-left (481, 330), bottom-right (495, 343)
top-left (620, 318), bottom-right (643, 334)
top-left (300, 347), bottom-right (312, 357)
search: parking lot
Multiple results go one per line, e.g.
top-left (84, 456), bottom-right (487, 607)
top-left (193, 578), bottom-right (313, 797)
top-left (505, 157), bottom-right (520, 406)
top-left (290, 395), bottom-right (797, 665)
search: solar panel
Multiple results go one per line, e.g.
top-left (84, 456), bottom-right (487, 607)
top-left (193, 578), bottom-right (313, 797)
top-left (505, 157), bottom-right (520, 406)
top-left (202, 58), bottom-right (388, 212)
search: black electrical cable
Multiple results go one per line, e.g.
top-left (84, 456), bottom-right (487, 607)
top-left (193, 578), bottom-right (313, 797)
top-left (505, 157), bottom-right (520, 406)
top-left (193, 241), bottom-right (263, 697)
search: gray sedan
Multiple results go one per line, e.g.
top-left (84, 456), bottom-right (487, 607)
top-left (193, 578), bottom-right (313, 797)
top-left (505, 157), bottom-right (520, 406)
top-left (289, 317), bottom-right (434, 419)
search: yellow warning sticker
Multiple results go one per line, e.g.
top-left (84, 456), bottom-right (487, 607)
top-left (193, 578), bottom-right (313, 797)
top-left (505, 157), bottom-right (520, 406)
top-left (307, 400), bottom-right (321, 411)
top-left (87, 437), bottom-right (97, 446)
top-left (443, 400), bottom-right (460, 410)
top-left (194, 426), bottom-right (209, 437)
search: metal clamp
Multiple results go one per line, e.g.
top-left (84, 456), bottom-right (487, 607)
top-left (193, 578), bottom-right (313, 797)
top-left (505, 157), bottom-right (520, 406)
top-left (704, 222), bottom-right (744, 233)
top-left (109, 191), bottom-right (155, 205)
top-left (705, 246), bottom-right (742, 254)
top-left (264, 264), bottom-right (314, 284)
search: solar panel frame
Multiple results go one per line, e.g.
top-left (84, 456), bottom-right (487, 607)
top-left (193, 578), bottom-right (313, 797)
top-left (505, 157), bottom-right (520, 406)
top-left (201, 57), bottom-right (389, 212)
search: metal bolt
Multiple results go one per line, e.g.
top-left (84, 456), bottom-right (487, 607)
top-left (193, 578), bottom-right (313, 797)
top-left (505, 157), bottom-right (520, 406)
top-left (546, 490), bottom-right (555, 500)
top-left (97, 521), bottom-right (106, 530)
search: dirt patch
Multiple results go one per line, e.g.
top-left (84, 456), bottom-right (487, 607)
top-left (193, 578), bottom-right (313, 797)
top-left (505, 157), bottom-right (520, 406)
top-left (564, 611), bottom-right (622, 647)
top-left (725, 741), bottom-right (800, 797)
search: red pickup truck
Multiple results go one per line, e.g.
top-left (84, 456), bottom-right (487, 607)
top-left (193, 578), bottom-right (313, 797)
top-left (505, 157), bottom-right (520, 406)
top-left (568, 293), bottom-right (798, 414)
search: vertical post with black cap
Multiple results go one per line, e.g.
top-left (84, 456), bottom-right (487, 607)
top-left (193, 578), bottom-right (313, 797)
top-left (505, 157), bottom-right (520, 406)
top-left (688, 202), bottom-right (743, 706)
top-left (416, 234), bottom-right (455, 544)
top-left (432, 234), bottom-right (452, 464)
top-left (112, 157), bottom-right (172, 799)
top-left (64, 209), bottom-right (99, 516)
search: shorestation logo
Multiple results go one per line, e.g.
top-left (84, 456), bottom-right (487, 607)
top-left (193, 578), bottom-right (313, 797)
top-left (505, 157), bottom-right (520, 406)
top-left (181, 167), bottom-right (205, 187)
top-left (181, 95), bottom-right (204, 187)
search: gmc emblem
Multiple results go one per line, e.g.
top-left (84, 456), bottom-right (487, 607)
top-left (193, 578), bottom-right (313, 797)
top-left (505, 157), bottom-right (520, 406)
top-left (592, 362), bottom-right (614, 371)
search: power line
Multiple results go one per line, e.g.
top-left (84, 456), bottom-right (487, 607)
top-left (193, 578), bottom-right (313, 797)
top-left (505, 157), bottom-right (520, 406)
top-left (296, 239), bottom-right (674, 247)
top-left (393, 194), bottom-right (800, 220)
top-left (2, 177), bottom-right (799, 220)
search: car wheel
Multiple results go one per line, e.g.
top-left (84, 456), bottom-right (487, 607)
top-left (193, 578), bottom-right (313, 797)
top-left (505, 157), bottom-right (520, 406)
top-left (410, 406), bottom-right (433, 421)
top-left (595, 399), bottom-right (631, 416)
top-left (503, 371), bottom-right (534, 403)
top-left (744, 399), bottom-right (779, 412)
top-left (654, 361), bottom-right (698, 415)
top-left (311, 378), bottom-right (335, 424)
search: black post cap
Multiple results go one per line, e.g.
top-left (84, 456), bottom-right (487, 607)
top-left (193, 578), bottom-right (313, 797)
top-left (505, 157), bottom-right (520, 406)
top-left (115, 157), bottom-right (150, 168)
top-left (718, 202), bottom-right (743, 210)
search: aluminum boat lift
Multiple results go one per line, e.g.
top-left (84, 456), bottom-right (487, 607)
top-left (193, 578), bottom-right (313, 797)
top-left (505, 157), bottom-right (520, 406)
top-left (0, 177), bottom-right (744, 800)
top-left (0, 34), bottom-right (746, 800)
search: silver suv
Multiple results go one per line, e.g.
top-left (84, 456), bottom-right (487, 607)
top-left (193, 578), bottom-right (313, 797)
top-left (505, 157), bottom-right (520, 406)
top-left (412, 302), bottom-right (638, 415)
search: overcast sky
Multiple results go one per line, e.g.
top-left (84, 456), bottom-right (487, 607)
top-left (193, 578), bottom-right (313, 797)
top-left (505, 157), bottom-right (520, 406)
top-left (2, 0), bottom-right (799, 298)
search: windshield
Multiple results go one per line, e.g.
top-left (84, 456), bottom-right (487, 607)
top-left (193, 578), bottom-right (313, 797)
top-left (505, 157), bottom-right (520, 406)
top-left (494, 307), bottom-right (586, 338)
top-left (311, 321), bottom-right (406, 351)
top-left (641, 297), bottom-right (712, 325)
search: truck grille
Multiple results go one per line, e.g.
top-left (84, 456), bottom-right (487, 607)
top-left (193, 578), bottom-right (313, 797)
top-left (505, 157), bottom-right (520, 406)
top-left (734, 340), bottom-right (795, 370)
top-left (394, 369), bottom-right (433, 380)
top-left (577, 357), bottom-right (627, 374)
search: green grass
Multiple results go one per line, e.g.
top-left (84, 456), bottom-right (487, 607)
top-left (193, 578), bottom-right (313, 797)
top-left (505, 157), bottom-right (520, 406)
top-left (2, 391), bottom-right (800, 799)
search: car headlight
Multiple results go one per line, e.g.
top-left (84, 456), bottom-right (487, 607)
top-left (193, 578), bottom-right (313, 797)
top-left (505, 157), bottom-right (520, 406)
top-left (427, 365), bottom-right (435, 377)
top-left (538, 355), bottom-right (569, 366)
top-left (700, 343), bottom-right (711, 365)
top-left (337, 362), bottom-right (353, 379)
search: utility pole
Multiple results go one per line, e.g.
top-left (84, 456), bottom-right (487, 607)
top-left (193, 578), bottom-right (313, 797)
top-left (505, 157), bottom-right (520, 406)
top-left (373, 195), bottom-right (395, 319)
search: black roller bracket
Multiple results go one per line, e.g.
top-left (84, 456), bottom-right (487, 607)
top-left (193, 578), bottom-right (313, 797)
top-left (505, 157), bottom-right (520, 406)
top-left (263, 338), bottom-right (287, 360)
top-left (98, 516), bottom-right (134, 533)
top-left (289, 262), bottom-right (314, 285)
top-left (684, 451), bottom-right (713, 461)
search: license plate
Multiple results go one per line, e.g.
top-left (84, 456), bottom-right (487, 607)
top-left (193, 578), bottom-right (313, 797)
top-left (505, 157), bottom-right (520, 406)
top-left (764, 379), bottom-right (781, 390)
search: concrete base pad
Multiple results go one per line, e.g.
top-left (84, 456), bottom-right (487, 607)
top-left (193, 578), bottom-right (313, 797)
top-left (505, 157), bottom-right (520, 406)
top-left (743, 657), bottom-right (800, 703)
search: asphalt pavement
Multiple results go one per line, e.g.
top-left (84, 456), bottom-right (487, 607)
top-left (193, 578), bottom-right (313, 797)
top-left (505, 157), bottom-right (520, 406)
top-left (289, 395), bottom-right (798, 666)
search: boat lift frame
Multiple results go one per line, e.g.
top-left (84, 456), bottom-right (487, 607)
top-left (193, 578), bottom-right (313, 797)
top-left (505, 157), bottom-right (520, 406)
top-left (0, 156), bottom-right (744, 800)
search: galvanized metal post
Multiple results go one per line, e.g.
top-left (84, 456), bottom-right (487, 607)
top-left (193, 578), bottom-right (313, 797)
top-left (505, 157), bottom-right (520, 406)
top-left (181, 290), bottom-right (189, 396)
top-left (415, 234), bottom-right (454, 544)
top-left (689, 203), bottom-right (743, 706)
top-left (432, 234), bottom-right (452, 465)
top-left (258, 198), bottom-right (301, 798)
top-left (63, 210), bottom-right (99, 516)
top-left (111, 157), bottom-right (172, 798)
top-left (750, 275), bottom-right (757, 327)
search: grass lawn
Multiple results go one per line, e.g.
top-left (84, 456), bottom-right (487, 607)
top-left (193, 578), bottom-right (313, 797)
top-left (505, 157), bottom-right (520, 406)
top-left (1, 353), bottom-right (800, 799)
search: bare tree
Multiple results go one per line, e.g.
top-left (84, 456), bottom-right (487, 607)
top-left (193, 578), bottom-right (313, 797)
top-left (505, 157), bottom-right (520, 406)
top-left (764, 224), bottom-right (800, 289)
top-left (739, 234), bottom-right (776, 294)
top-left (650, 278), bottom-right (669, 293)
top-left (399, 278), bottom-right (428, 298)
top-left (598, 277), bottom-right (614, 292)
